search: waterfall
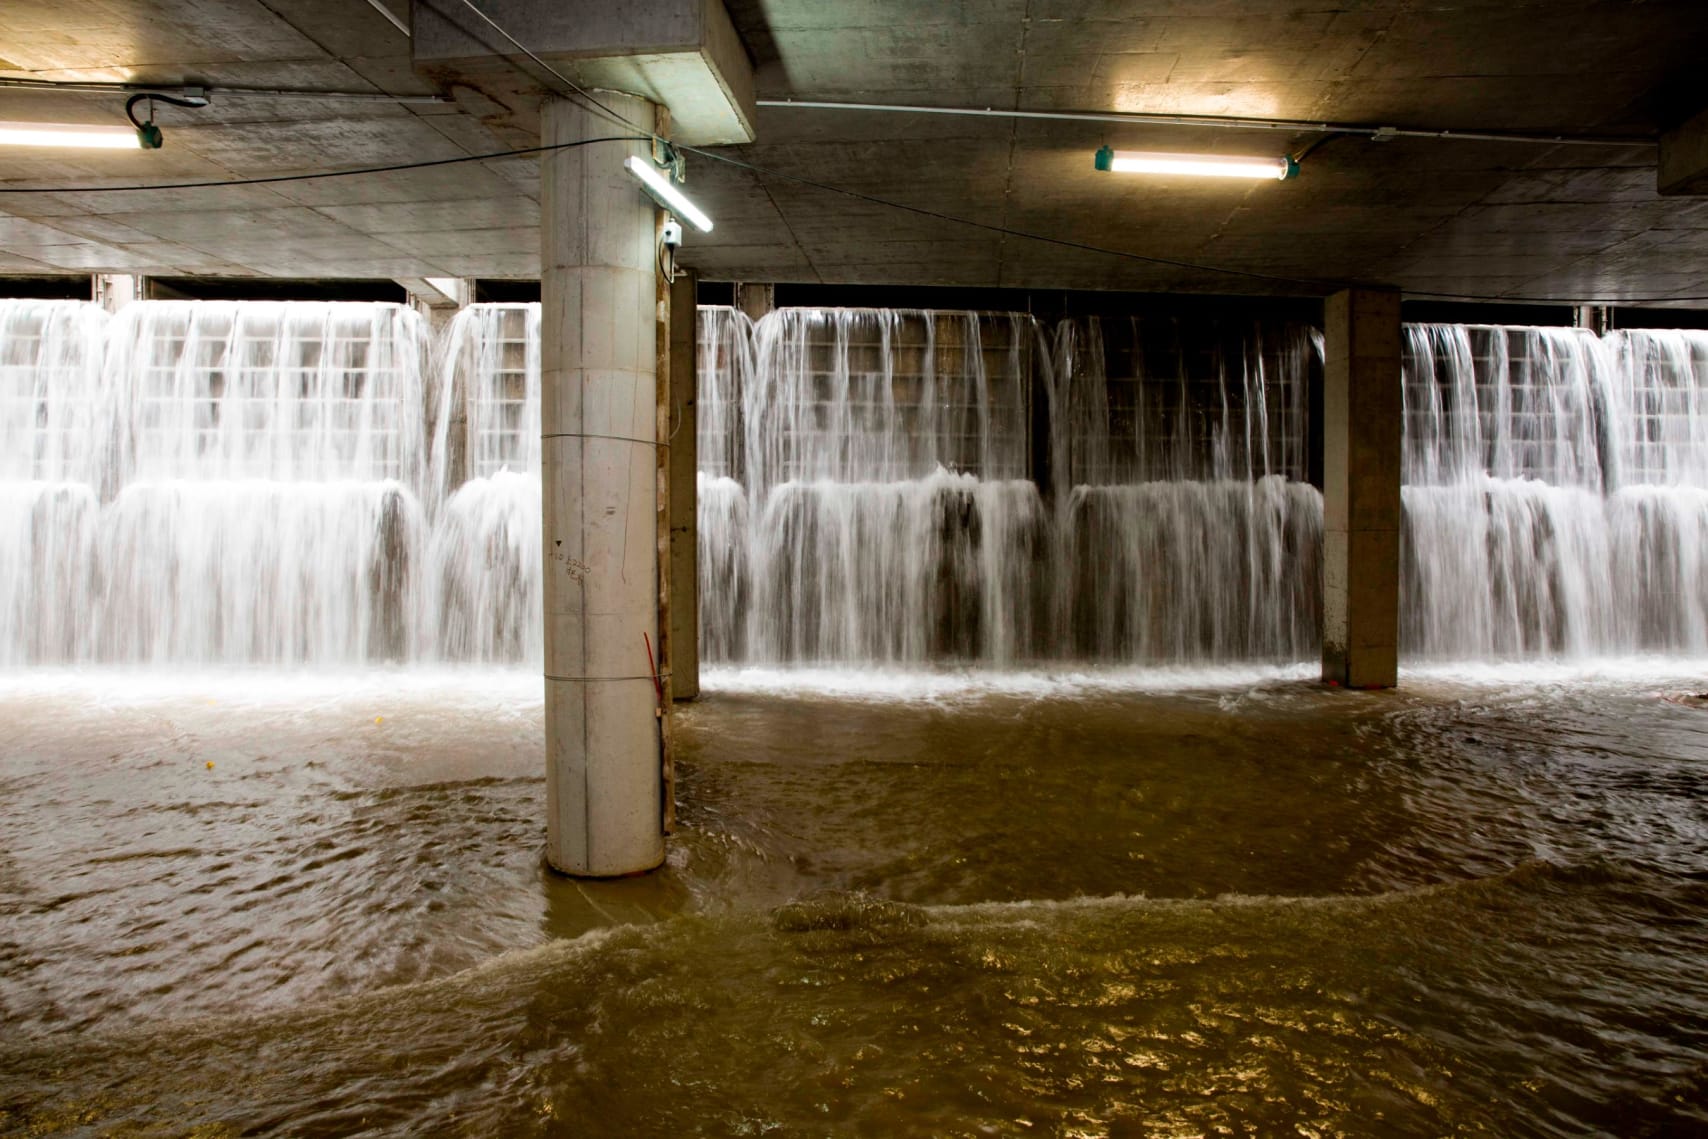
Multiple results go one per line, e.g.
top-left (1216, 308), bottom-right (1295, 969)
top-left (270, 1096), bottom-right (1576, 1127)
top-left (427, 304), bottom-right (542, 662)
top-left (697, 308), bottom-right (1320, 666)
top-left (1045, 316), bottom-right (1322, 663)
top-left (1, 299), bottom-right (435, 665)
top-left (1400, 324), bottom-right (1708, 659)
top-left (700, 308), bottom-right (1050, 665)
top-left (0, 301), bottom-right (110, 664)
top-left (9, 295), bottom-right (1705, 671)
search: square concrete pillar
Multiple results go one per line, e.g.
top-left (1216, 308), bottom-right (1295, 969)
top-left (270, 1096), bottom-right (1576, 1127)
top-left (540, 92), bottom-right (667, 876)
top-left (669, 269), bottom-right (700, 700)
top-left (736, 282), bottom-right (773, 322)
top-left (1321, 287), bottom-right (1402, 688)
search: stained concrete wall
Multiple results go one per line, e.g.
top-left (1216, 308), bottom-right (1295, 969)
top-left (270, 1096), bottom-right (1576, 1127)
top-left (669, 269), bottom-right (700, 701)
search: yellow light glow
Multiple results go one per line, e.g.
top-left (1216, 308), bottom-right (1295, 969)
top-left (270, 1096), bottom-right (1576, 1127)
top-left (0, 121), bottom-right (144, 149)
top-left (1102, 149), bottom-right (1293, 180)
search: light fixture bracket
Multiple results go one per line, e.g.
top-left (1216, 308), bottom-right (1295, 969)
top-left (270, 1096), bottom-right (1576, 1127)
top-left (623, 153), bottom-right (714, 233)
top-left (124, 90), bottom-right (209, 151)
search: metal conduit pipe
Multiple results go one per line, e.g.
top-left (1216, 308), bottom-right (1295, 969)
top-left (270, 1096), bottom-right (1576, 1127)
top-left (754, 98), bottom-right (1655, 148)
top-left (0, 77), bottom-right (451, 105)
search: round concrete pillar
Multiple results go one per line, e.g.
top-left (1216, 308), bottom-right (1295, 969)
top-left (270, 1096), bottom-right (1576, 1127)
top-left (540, 92), bottom-right (665, 876)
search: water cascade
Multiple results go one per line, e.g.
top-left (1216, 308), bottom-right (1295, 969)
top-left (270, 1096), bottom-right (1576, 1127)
top-left (695, 306), bottom-right (753, 664)
top-left (706, 308), bottom-right (1048, 664)
top-left (0, 300), bottom-right (111, 664)
top-left (1401, 324), bottom-right (1708, 658)
top-left (2, 300), bottom-right (435, 665)
top-left (428, 303), bottom-right (542, 662)
top-left (1046, 317), bottom-right (1322, 662)
top-left (696, 308), bottom-right (1323, 665)
top-left (9, 298), bottom-right (1707, 670)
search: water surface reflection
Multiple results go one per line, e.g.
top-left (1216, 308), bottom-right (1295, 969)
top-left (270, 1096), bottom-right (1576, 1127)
top-left (1, 665), bottom-right (1704, 1135)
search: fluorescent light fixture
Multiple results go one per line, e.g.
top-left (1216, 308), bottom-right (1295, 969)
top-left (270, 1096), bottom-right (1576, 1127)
top-left (1094, 145), bottom-right (1298, 181)
top-left (0, 121), bottom-right (147, 149)
top-left (623, 155), bottom-right (713, 233)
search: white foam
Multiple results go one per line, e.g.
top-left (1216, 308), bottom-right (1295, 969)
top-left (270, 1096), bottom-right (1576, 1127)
top-left (702, 661), bottom-right (1317, 701)
top-left (1400, 655), bottom-right (1708, 690)
top-left (0, 665), bottom-right (543, 710)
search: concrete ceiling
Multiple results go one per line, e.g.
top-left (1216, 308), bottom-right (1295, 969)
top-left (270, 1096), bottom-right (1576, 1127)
top-left (2, 0), bottom-right (1707, 303)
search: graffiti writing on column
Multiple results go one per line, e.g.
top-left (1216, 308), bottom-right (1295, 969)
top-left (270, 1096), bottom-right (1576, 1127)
top-left (551, 540), bottom-right (590, 582)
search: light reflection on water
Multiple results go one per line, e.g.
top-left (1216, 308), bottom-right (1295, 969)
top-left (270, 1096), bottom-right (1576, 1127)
top-left (0, 666), bottom-right (1705, 1136)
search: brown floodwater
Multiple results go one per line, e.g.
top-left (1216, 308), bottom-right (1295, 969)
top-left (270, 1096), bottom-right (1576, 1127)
top-left (1, 663), bottom-right (1705, 1136)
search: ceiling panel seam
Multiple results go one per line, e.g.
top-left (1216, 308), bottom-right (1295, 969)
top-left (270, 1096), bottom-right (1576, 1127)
top-left (996, 0), bottom-right (1033, 289)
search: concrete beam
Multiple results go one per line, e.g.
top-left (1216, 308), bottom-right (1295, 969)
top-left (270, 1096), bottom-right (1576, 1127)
top-left (1321, 287), bottom-right (1402, 690)
top-left (669, 269), bottom-right (700, 701)
top-left (1660, 106), bottom-right (1708, 195)
top-left (412, 0), bottom-right (755, 145)
top-left (540, 92), bottom-right (666, 877)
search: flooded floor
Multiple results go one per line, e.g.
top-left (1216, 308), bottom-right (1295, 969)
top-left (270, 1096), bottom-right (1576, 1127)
top-left (1, 663), bottom-right (1705, 1136)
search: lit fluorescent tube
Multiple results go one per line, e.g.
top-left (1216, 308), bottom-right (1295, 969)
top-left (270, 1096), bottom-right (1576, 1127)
top-left (623, 155), bottom-right (714, 233)
top-left (0, 121), bottom-right (147, 149)
top-left (1094, 146), bottom-right (1298, 181)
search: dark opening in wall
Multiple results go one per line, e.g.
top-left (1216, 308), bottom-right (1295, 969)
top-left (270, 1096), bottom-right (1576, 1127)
top-left (1400, 301), bottom-right (1575, 326)
top-left (1610, 306), bottom-right (1708, 330)
top-left (0, 276), bottom-right (91, 300)
top-left (474, 279), bottom-right (540, 303)
top-left (696, 280), bottom-right (736, 306)
top-left (1400, 300), bottom-right (1708, 331)
top-left (148, 278), bottom-right (406, 303)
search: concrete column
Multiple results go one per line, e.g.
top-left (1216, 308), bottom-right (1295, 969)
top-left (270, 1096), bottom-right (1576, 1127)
top-left (736, 282), bottom-right (773, 322)
top-left (541, 92), bottom-right (665, 876)
top-left (669, 269), bottom-right (700, 701)
top-left (1321, 287), bottom-right (1402, 689)
top-left (93, 273), bottom-right (142, 312)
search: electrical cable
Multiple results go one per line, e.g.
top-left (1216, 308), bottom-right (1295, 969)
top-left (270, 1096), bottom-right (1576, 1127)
top-left (425, 1), bottom-right (1708, 305)
top-left (5, 128), bottom-right (1700, 305)
top-left (124, 92), bottom-right (208, 129)
top-left (754, 99), bottom-right (1658, 150)
top-left (674, 142), bottom-right (1335, 291)
top-left (445, 0), bottom-right (657, 139)
top-left (0, 76), bottom-right (449, 104)
top-left (676, 145), bottom-right (1708, 306)
top-left (1, 0), bottom-right (1697, 308)
top-left (1402, 288), bottom-right (1708, 304)
top-left (0, 135), bottom-right (650, 194)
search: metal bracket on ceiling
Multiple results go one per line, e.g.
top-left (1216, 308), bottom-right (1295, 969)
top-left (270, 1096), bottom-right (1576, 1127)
top-left (651, 138), bottom-right (687, 183)
top-left (124, 89), bottom-right (211, 150)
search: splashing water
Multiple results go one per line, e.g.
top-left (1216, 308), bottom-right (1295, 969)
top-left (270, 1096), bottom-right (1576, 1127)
top-left (2, 300), bottom-right (437, 665)
top-left (696, 308), bottom-right (1321, 665)
top-left (1401, 324), bottom-right (1708, 659)
top-left (6, 300), bottom-right (1708, 668)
